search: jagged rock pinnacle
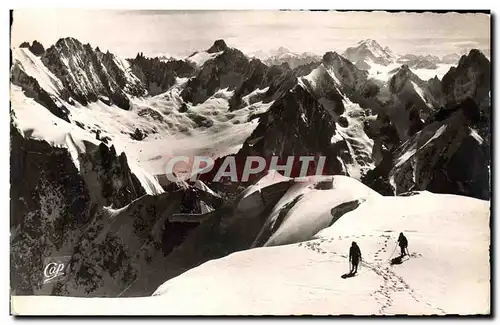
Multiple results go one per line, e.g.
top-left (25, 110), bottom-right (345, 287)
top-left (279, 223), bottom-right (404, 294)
top-left (208, 39), bottom-right (228, 53)
top-left (322, 51), bottom-right (342, 65)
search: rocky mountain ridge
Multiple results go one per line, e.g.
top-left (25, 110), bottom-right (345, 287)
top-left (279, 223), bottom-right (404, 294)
top-left (10, 37), bottom-right (491, 298)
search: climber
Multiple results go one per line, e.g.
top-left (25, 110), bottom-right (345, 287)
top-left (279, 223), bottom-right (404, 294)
top-left (398, 232), bottom-right (408, 257)
top-left (349, 241), bottom-right (362, 274)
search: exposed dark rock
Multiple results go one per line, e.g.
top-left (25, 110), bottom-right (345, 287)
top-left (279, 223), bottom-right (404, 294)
top-left (9, 119), bottom-right (170, 296)
top-left (342, 39), bottom-right (396, 69)
top-left (40, 37), bottom-right (145, 110)
top-left (130, 128), bottom-right (146, 141)
top-left (379, 64), bottom-right (440, 141)
top-left (235, 82), bottom-right (343, 177)
top-left (29, 40), bottom-right (45, 56)
top-left (391, 108), bottom-right (489, 199)
top-left (10, 64), bottom-right (70, 122)
top-left (181, 41), bottom-right (250, 105)
top-left (441, 49), bottom-right (490, 112)
top-left (207, 39), bottom-right (228, 53)
top-left (178, 103), bottom-right (188, 113)
top-left (361, 148), bottom-right (395, 196)
top-left (364, 50), bottom-right (490, 199)
top-left (321, 52), bottom-right (381, 108)
top-left (10, 124), bottom-right (91, 294)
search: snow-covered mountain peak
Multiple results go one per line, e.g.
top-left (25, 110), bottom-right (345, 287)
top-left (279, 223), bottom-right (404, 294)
top-left (9, 31), bottom-right (491, 310)
top-left (391, 64), bottom-right (414, 79)
top-left (343, 39), bottom-right (397, 69)
top-left (358, 38), bottom-right (383, 49)
top-left (53, 36), bottom-right (81, 50)
top-left (441, 49), bottom-right (490, 110)
top-left (256, 47), bottom-right (321, 69)
top-left (274, 46), bottom-right (291, 56)
top-left (36, 37), bottom-right (146, 109)
top-left (357, 39), bottom-right (396, 60)
top-left (319, 51), bottom-right (371, 89)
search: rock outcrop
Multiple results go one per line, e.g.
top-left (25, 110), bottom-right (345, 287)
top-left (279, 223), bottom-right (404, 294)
top-left (40, 37), bottom-right (145, 109)
top-left (128, 53), bottom-right (196, 96)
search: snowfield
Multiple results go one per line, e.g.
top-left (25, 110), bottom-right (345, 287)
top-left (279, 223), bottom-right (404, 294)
top-left (11, 47), bottom-right (274, 176)
top-left (10, 38), bottom-right (490, 316)
top-left (298, 63), bottom-right (376, 178)
top-left (187, 50), bottom-right (223, 66)
top-left (255, 176), bottom-right (381, 247)
top-left (11, 188), bottom-right (490, 315)
top-left (366, 59), bottom-right (454, 82)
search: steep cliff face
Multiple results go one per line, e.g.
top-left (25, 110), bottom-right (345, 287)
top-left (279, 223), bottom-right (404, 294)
top-left (262, 50), bottom-right (321, 70)
top-left (242, 83), bottom-right (339, 169)
top-left (9, 35), bottom-right (491, 302)
top-left (78, 143), bottom-right (146, 208)
top-left (48, 190), bottom-right (210, 297)
top-left (363, 49), bottom-right (490, 198)
top-left (441, 49), bottom-right (490, 111)
top-left (378, 64), bottom-right (441, 141)
top-left (40, 37), bottom-right (145, 109)
top-left (128, 53), bottom-right (196, 96)
top-left (11, 114), bottom-right (224, 296)
top-left (227, 58), bottom-right (274, 110)
top-left (388, 103), bottom-right (489, 200)
top-left (11, 124), bottom-right (284, 297)
top-left (229, 60), bottom-right (320, 111)
top-left (10, 123), bottom-right (92, 295)
top-left (10, 64), bottom-right (70, 122)
top-left (236, 52), bottom-right (379, 179)
top-left (397, 54), bottom-right (441, 69)
top-left (321, 51), bottom-right (380, 104)
top-left (440, 49), bottom-right (491, 146)
top-left (181, 40), bottom-right (252, 105)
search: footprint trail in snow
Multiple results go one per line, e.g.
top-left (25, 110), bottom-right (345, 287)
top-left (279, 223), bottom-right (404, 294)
top-left (299, 233), bottom-right (445, 315)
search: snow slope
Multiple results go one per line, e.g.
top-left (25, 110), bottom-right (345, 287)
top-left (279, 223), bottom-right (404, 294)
top-left (12, 48), bottom-right (65, 96)
top-left (336, 97), bottom-right (375, 178)
top-left (240, 170), bottom-right (291, 200)
top-left (11, 47), bottom-right (274, 176)
top-left (256, 176), bottom-right (381, 247)
top-left (12, 190), bottom-right (489, 315)
top-left (11, 85), bottom-right (164, 195)
top-left (298, 61), bottom-right (375, 178)
top-left (367, 60), bottom-right (453, 83)
top-left (187, 50), bottom-right (223, 67)
top-left (153, 191), bottom-right (490, 315)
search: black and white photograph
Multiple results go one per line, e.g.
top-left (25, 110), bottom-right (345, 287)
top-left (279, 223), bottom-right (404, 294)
top-left (8, 9), bottom-right (491, 316)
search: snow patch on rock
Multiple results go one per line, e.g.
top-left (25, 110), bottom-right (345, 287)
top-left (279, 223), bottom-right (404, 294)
top-left (187, 51), bottom-right (223, 67)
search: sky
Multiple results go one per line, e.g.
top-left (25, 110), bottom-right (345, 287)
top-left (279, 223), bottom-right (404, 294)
top-left (11, 10), bottom-right (490, 59)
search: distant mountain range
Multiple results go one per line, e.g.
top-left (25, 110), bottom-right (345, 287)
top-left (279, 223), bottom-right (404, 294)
top-left (10, 37), bottom-right (490, 298)
top-left (249, 46), bottom-right (322, 69)
top-left (253, 39), bottom-right (480, 74)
